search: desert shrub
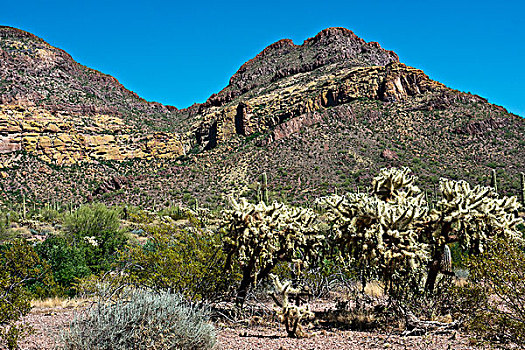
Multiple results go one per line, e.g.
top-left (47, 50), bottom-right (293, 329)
top-left (34, 207), bottom-right (61, 223)
top-left (35, 235), bottom-right (90, 296)
top-left (64, 203), bottom-right (120, 238)
top-left (59, 289), bottom-right (216, 350)
top-left (117, 221), bottom-right (237, 302)
top-left (0, 240), bottom-right (54, 349)
top-left (454, 239), bottom-right (525, 346)
top-left (0, 211), bottom-right (20, 242)
top-left (64, 203), bottom-right (126, 273)
top-left (273, 254), bottom-right (353, 300)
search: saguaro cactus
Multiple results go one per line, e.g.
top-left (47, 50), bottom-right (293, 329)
top-left (491, 168), bottom-right (498, 194)
top-left (520, 173), bottom-right (525, 207)
top-left (22, 194), bottom-right (26, 220)
top-left (261, 172), bottom-right (269, 204)
top-left (440, 245), bottom-right (452, 274)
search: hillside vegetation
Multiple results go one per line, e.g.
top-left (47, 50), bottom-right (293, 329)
top-left (1, 167), bottom-right (524, 348)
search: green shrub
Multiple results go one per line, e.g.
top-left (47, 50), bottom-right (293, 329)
top-left (0, 240), bottom-right (54, 349)
top-left (117, 221), bottom-right (238, 302)
top-left (64, 203), bottom-right (120, 238)
top-left (35, 235), bottom-right (91, 296)
top-left (34, 207), bottom-right (61, 223)
top-left (64, 203), bottom-right (126, 273)
top-left (59, 289), bottom-right (216, 350)
top-left (454, 239), bottom-right (525, 346)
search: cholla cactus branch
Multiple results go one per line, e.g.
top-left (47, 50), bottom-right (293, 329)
top-left (269, 274), bottom-right (313, 338)
top-left (372, 167), bottom-right (420, 201)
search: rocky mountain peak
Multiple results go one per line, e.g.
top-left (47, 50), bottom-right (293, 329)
top-left (208, 27), bottom-right (400, 107)
top-left (303, 27), bottom-right (363, 45)
top-left (303, 27), bottom-right (399, 64)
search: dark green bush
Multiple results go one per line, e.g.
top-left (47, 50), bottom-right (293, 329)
top-left (117, 222), bottom-right (238, 302)
top-left (64, 203), bottom-right (127, 273)
top-left (35, 235), bottom-right (91, 296)
top-left (454, 239), bottom-right (525, 346)
top-left (0, 240), bottom-right (54, 349)
top-left (64, 203), bottom-right (120, 238)
top-left (59, 289), bottom-right (216, 350)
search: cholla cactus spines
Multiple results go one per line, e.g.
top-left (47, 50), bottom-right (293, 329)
top-left (222, 198), bottom-right (323, 305)
top-left (357, 200), bottom-right (430, 284)
top-left (372, 167), bottom-right (421, 201)
top-left (269, 274), bottom-right (314, 338)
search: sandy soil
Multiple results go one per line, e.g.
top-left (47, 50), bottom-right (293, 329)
top-left (16, 306), bottom-right (488, 350)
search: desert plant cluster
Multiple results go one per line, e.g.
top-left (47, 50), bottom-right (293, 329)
top-left (0, 167), bottom-right (524, 349)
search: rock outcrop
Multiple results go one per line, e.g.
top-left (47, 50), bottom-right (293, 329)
top-left (194, 61), bottom-right (446, 150)
top-left (0, 104), bottom-right (183, 164)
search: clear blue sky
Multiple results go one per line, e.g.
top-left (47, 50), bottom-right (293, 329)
top-left (2, 0), bottom-right (524, 117)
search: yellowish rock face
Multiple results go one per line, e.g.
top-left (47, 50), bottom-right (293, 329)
top-left (0, 104), bottom-right (184, 165)
top-left (195, 62), bottom-right (445, 150)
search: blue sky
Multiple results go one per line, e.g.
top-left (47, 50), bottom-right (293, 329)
top-left (2, 0), bottom-right (524, 116)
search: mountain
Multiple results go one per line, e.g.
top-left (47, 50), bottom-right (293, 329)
top-left (0, 26), bottom-right (184, 166)
top-left (0, 26), bottom-right (523, 208)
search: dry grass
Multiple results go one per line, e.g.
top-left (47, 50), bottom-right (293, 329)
top-left (454, 277), bottom-right (468, 288)
top-left (31, 297), bottom-right (89, 310)
top-left (364, 281), bottom-right (384, 298)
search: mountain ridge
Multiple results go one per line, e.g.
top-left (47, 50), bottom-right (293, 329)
top-left (0, 26), bottom-right (523, 208)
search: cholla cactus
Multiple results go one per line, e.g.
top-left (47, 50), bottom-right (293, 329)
top-left (319, 167), bottom-right (524, 294)
top-left (432, 178), bottom-right (523, 252)
top-left (269, 274), bottom-right (314, 338)
top-left (423, 178), bottom-right (523, 291)
top-left (372, 166), bottom-right (421, 201)
top-left (319, 168), bottom-right (430, 291)
top-left (222, 198), bottom-right (323, 305)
